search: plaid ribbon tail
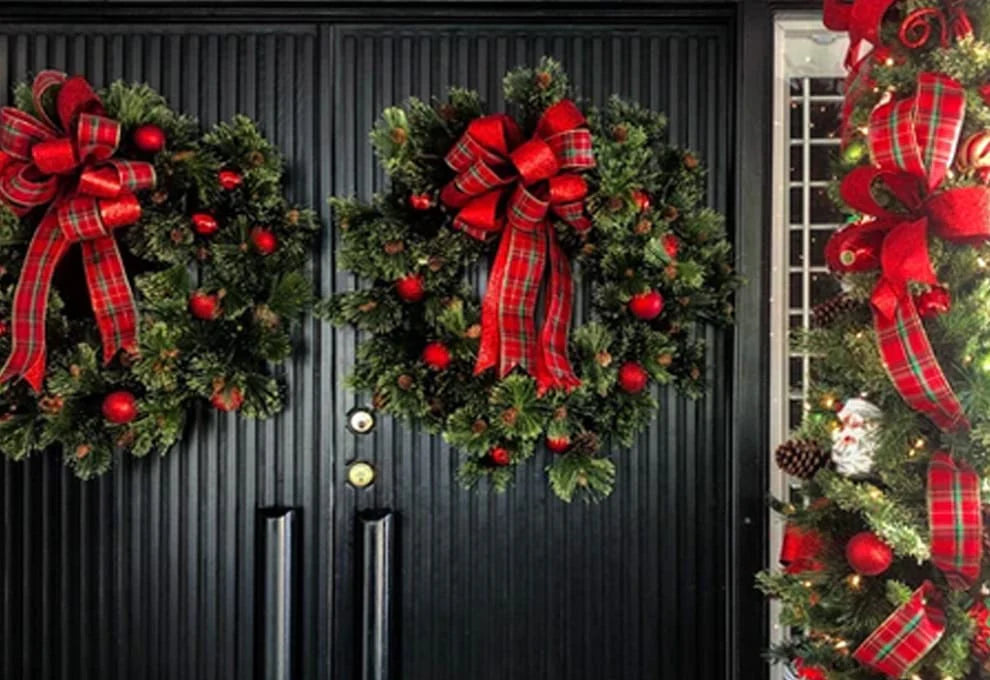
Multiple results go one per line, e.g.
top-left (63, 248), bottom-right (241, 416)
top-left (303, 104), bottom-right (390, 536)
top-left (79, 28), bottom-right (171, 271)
top-left (927, 451), bottom-right (982, 589)
top-left (873, 301), bottom-right (967, 431)
top-left (495, 222), bottom-right (546, 378)
top-left (474, 226), bottom-right (512, 377)
top-left (853, 581), bottom-right (945, 677)
top-left (0, 212), bottom-right (70, 392)
top-left (533, 233), bottom-right (580, 394)
top-left (82, 236), bottom-right (139, 363)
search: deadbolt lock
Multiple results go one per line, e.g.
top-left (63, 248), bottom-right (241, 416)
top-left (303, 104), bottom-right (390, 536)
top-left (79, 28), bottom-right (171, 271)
top-left (348, 461), bottom-right (375, 488)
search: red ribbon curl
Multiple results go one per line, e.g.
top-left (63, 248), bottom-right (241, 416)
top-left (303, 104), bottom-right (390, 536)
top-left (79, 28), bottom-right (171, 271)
top-left (0, 71), bottom-right (156, 391)
top-left (440, 100), bottom-right (594, 393)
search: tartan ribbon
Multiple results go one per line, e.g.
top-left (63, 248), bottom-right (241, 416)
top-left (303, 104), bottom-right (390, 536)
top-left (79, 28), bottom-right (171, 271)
top-left (852, 581), bottom-right (946, 677)
top-left (0, 71), bottom-right (155, 391)
top-left (827, 72), bottom-right (990, 431)
top-left (927, 451), bottom-right (981, 590)
top-left (440, 99), bottom-right (594, 393)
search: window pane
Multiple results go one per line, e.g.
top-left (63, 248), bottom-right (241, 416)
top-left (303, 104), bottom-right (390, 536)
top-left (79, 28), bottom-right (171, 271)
top-left (810, 272), bottom-right (840, 303)
top-left (789, 399), bottom-right (804, 429)
top-left (789, 357), bottom-right (804, 393)
top-left (809, 229), bottom-right (829, 267)
top-left (790, 272), bottom-right (804, 305)
top-left (790, 101), bottom-right (803, 140)
top-left (810, 101), bottom-right (842, 139)
top-left (809, 186), bottom-right (841, 223)
top-left (810, 77), bottom-right (844, 96)
top-left (790, 187), bottom-right (804, 223)
top-left (810, 145), bottom-right (836, 181)
top-left (789, 230), bottom-right (804, 267)
top-left (790, 145), bottom-right (802, 182)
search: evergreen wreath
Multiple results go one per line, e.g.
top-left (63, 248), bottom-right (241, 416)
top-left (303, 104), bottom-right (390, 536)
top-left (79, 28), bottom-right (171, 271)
top-left (326, 59), bottom-right (738, 502)
top-left (0, 71), bottom-right (319, 477)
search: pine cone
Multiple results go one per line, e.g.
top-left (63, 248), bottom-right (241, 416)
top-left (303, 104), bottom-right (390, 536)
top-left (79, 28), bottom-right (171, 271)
top-left (811, 294), bottom-right (859, 328)
top-left (572, 431), bottom-right (601, 455)
top-left (774, 438), bottom-right (830, 479)
top-left (396, 374), bottom-right (414, 391)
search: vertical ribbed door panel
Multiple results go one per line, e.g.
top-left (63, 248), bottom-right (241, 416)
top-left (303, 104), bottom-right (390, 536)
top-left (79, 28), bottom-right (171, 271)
top-left (0, 16), bottom-right (733, 680)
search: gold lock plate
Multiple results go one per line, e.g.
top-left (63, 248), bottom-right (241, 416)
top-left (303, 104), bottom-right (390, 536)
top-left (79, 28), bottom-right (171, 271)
top-left (348, 461), bottom-right (375, 488)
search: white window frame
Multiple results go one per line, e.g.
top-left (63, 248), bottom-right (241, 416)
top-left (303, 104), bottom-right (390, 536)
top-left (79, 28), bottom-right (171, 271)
top-left (770, 14), bottom-right (849, 678)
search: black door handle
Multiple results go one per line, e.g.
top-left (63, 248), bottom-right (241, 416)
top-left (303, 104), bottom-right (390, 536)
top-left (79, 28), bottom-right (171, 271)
top-left (359, 510), bottom-right (394, 680)
top-left (258, 507), bottom-right (299, 680)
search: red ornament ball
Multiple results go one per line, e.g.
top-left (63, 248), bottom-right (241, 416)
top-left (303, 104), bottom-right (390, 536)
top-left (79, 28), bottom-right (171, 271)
top-left (825, 223), bottom-right (884, 273)
top-left (628, 290), bottom-right (665, 320)
top-left (250, 226), bottom-right (278, 256)
top-left (218, 169), bottom-right (243, 191)
top-left (793, 658), bottom-right (827, 680)
top-left (546, 435), bottom-right (571, 454)
top-left (846, 531), bottom-right (893, 576)
top-left (915, 286), bottom-right (951, 319)
top-left (132, 123), bottom-right (166, 153)
top-left (490, 447), bottom-right (511, 466)
top-left (0, 320), bottom-right (7, 337)
top-left (395, 273), bottom-right (425, 303)
top-left (189, 291), bottom-right (221, 320)
top-left (191, 212), bottom-right (219, 236)
top-left (618, 361), bottom-right (649, 393)
top-left (102, 390), bottom-right (138, 424)
top-left (211, 386), bottom-right (244, 412)
top-left (631, 189), bottom-right (651, 212)
top-left (662, 233), bottom-right (680, 259)
top-left (421, 341), bottom-right (451, 371)
top-left (408, 193), bottom-right (433, 211)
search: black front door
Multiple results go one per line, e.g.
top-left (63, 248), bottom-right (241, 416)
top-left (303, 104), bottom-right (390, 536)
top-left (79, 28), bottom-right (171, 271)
top-left (0, 4), bottom-right (765, 680)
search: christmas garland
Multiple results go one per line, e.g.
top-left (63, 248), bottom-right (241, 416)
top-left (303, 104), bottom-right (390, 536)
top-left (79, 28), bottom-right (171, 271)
top-left (326, 59), bottom-right (738, 502)
top-left (759, 2), bottom-right (990, 679)
top-left (0, 71), bottom-right (319, 476)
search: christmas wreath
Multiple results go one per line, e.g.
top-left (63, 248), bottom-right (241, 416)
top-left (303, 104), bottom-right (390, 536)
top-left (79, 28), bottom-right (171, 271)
top-left (0, 71), bottom-right (319, 476)
top-left (326, 59), bottom-right (738, 501)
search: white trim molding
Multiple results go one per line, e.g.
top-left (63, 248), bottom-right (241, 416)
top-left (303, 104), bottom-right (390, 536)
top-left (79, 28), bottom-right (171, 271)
top-left (770, 13), bottom-right (848, 679)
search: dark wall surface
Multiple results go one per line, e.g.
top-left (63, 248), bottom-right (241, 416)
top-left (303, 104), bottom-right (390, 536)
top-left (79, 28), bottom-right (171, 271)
top-left (0, 3), bottom-right (770, 679)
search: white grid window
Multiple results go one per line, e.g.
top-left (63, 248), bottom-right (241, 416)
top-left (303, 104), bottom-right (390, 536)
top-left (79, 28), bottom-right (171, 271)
top-left (770, 15), bottom-right (849, 678)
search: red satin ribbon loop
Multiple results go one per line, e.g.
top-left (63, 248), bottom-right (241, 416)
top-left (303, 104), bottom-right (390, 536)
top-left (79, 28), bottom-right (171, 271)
top-left (31, 137), bottom-right (78, 175)
top-left (0, 71), bottom-right (156, 391)
top-left (510, 138), bottom-right (559, 185)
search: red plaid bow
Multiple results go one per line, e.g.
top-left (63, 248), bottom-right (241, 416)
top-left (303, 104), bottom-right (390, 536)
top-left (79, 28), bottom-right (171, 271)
top-left (927, 451), bottom-right (981, 590)
top-left (852, 581), bottom-right (946, 677)
top-left (827, 73), bottom-right (990, 431)
top-left (440, 100), bottom-right (594, 393)
top-left (0, 71), bottom-right (155, 391)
